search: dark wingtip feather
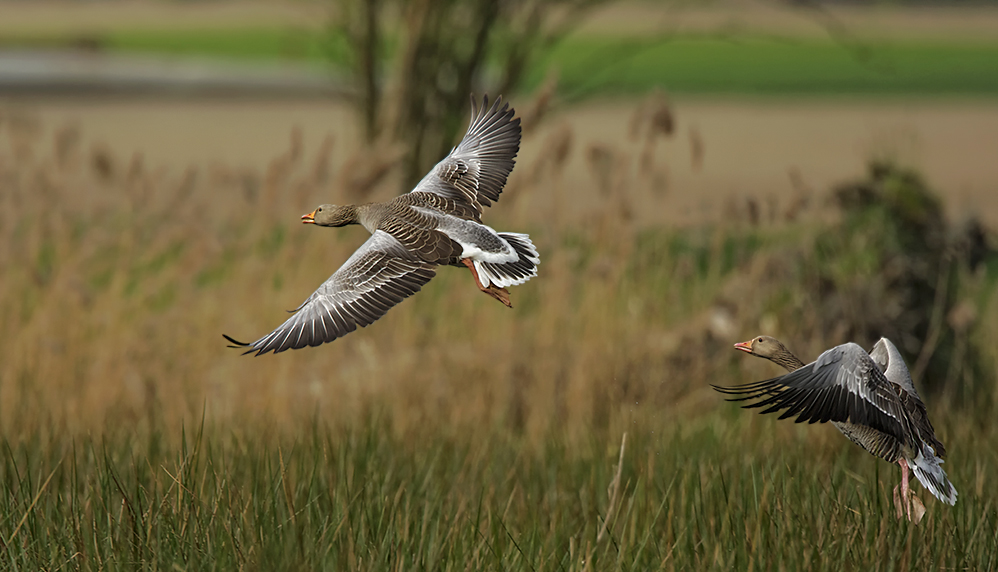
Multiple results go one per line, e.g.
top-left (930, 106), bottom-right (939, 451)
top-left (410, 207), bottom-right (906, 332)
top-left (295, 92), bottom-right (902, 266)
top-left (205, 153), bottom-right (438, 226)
top-left (709, 383), bottom-right (741, 397)
top-left (710, 383), bottom-right (763, 403)
top-left (224, 334), bottom-right (264, 356)
top-left (223, 333), bottom-right (250, 348)
top-left (709, 383), bottom-right (738, 393)
top-left (471, 93), bottom-right (499, 120)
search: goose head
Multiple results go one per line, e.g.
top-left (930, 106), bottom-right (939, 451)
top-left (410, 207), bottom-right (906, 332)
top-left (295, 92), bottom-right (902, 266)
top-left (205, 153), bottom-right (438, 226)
top-left (302, 204), bottom-right (359, 227)
top-left (734, 335), bottom-right (787, 358)
top-left (734, 335), bottom-right (804, 372)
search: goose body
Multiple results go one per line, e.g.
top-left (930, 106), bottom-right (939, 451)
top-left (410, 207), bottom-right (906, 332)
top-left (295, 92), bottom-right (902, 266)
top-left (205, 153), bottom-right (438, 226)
top-left (716, 335), bottom-right (956, 521)
top-left (225, 96), bottom-right (538, 355)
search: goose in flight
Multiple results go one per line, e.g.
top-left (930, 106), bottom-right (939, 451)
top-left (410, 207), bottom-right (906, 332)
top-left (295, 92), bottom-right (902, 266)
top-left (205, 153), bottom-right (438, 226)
top-left (225, 95), bottom-right (538, 355)
top-left (714, 335), bottom-right (957, 523)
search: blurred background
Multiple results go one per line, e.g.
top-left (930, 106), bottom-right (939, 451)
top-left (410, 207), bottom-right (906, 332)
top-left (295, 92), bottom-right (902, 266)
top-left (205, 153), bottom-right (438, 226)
top-left (3, 2), bottom-right (998, 568)
top-left (2, 0), bottom-right (998, 439)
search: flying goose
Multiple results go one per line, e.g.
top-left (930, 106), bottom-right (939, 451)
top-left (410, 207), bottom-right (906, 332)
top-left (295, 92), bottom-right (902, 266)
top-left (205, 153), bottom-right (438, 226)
top-left (225, 95), bottom-right (538, 355)
top-left (714, 335), bottom-right (957, 522)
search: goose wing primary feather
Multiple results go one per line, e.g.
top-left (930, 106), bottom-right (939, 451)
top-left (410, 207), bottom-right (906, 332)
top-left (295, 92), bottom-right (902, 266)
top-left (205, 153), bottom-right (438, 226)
top-left (410, 95), bottom-right (521, 217)
top-left (713, 342), bottom-right (913, 446)
top-left (224, 231), bottom-right (436, 356)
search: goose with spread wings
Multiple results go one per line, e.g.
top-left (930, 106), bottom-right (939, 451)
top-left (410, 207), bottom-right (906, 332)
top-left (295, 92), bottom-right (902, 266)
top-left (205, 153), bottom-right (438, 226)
top-left (714, 335), bottom-right (957, 523)
top-left (224, 95), bottom-right (538, 356)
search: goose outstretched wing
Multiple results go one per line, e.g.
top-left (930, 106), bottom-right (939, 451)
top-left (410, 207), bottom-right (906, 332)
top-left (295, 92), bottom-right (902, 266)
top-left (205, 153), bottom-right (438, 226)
top-left (225, 230), bottom-right (436, 355)
top-left (713, 342), bottom-right (913, 445)
top-left (410, 95), bottom-right (521, 216)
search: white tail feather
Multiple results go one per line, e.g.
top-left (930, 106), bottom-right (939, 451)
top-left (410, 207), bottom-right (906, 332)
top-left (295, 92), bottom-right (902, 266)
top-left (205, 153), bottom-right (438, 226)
top-left (910, 443), bottom-right (958, 505)
top-left (472, 233), bottom-right (539, 289)
top-left (500, 233), bottom-right (541, 264)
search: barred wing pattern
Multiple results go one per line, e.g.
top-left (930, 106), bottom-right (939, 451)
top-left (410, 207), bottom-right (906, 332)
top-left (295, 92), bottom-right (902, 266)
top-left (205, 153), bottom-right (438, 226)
top-left (713, 343), bottom-right (913, 447)
top-left (225, 231), bottom-right (436, 355)
top-left (411, 95), bottom-right (521, 216)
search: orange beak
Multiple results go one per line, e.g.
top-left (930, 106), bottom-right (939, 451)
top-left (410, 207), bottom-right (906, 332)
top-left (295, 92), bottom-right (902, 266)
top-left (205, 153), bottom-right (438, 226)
top-left (301, 210), bottom-right (316, 224)
top-left (733, 340), bottom-right (753, 354)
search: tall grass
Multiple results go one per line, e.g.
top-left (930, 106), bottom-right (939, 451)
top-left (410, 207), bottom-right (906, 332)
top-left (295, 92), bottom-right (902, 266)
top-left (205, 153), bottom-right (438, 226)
top-left (1, 100), bottom-right (996, 569)
top-left (2, 414), bottom-right (996, 570)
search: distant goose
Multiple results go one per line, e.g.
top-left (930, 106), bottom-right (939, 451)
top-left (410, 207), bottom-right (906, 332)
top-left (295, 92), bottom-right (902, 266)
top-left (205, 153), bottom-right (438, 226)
top-left (225, 95), bottom-right (538, 355)
top-left (714, 335), bottom-right (957, 522)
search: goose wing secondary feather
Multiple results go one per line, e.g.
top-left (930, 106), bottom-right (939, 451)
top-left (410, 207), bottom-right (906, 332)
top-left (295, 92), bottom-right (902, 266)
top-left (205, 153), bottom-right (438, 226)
top-left (225, 231), bottom-right (436, 355)
top-left (714, 342), bottom-right (912, 446)
top-left (411, 95), bottom-right (520, 216)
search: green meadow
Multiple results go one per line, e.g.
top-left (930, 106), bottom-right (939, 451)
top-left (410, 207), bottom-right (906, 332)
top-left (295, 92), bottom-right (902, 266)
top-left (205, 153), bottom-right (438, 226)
top-left (525, 35), bottom-right (998, 98)
top-left (98, 30), bottom-right (998, 97)
top-left (4, 27), bottom-right (998, 97)
top-left (3, 414), bottom-right (996, 571)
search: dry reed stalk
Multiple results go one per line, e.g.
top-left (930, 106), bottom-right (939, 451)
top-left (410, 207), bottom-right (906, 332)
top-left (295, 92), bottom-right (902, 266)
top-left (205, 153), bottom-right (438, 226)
top-left (596, 431), bottom-right (627, 544)
top-left (0, 101), bottom-right (987, 447)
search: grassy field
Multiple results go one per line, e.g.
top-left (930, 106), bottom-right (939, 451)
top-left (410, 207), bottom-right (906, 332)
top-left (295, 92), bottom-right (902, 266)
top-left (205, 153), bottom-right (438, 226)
top-left (3, 414), bottom-right (997, 570)
top-left (83, 31), bottom-right (998, 97)
top-left (526, 35), bottom-right (998, 99)
top-left (4, 26), bottom-right (998, 98)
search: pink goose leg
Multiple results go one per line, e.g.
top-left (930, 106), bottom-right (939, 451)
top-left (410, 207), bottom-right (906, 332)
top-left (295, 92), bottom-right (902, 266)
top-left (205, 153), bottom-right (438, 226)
top-left (897, 458), bottom-right (911, 521)
top-left (461, 258), bottom-right (512, 308)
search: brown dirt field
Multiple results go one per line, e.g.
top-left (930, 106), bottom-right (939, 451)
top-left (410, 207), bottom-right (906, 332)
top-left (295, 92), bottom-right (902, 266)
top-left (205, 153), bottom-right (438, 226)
top-left (7, 97), bottom-right (998, 227)
top-left (542, 98), bottom-right (998, 227)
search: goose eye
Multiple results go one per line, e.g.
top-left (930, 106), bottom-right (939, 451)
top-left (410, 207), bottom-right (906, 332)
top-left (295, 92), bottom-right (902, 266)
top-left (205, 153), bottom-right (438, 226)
top-left (757, 337), bottom-right (764, 343)
top-left (317, 207), bottom-right (322, 212)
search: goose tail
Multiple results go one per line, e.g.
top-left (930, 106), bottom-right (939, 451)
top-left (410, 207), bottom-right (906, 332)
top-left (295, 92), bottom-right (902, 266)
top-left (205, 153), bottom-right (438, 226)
top-left (474, 233), bottom-right (539, 289)
top-left (910, 442), bottom-right (958, 506)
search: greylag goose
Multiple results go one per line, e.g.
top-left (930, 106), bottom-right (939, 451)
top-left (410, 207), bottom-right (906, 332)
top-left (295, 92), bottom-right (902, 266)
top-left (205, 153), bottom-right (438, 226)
top-left (225, 95), bottom-right (538, 355)
top-left (714, 335), bottom-right (957, 522)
